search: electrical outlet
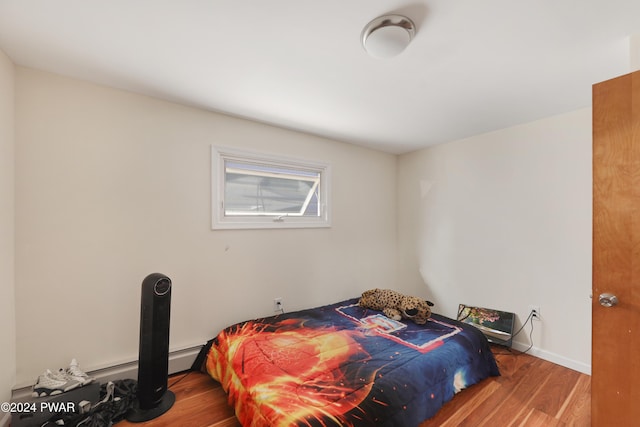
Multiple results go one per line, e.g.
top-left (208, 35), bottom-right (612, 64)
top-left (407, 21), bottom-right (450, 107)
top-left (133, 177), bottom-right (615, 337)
top-left (529, 305), bottom-right (541, 321)
top-left (274, 297), bottom-right (283, 312)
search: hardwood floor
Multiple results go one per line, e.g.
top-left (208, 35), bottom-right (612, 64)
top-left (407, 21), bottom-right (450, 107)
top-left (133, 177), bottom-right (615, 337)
top-left (419, 347), bottom-right (590, 426)
top-left (117, 346), bottom-right (590, 426)
top-left (117, 372), bottom-right (241, 427)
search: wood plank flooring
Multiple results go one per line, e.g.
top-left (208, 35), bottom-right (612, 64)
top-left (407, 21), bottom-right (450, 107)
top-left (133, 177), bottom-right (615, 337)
top-left (419, 347), bottom-right (590, 426)
top-left (117, 346), bottom-right (590, 426)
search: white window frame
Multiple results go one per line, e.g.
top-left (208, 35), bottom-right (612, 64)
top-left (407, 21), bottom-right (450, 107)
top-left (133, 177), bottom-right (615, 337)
top-left (211, 145), bottom-right (331, 230)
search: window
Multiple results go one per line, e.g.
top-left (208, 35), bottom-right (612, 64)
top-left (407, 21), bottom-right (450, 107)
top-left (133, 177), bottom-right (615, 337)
top-left (212, 146), bottom-right (331, 229)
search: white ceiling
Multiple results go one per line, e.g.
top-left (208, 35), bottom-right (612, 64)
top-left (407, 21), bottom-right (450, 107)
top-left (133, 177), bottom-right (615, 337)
top-left (0, 1), bottom-right (638, 154)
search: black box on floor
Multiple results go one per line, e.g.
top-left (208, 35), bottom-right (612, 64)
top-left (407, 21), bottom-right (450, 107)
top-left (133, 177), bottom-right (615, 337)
top-left (11, 383), bottom-right (101, 427)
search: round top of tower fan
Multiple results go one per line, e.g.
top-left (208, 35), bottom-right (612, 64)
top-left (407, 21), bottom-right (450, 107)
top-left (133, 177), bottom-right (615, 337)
top-left (154, 278), bottom-right (171, 296)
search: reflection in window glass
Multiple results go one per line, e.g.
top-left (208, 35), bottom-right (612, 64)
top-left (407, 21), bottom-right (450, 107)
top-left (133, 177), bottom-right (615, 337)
top-left (224, 161), bottom-right (320, 217)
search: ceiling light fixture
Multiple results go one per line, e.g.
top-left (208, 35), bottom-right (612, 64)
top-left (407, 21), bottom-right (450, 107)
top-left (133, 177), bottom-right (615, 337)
top-left (362, 14), bottom-right (416, 59)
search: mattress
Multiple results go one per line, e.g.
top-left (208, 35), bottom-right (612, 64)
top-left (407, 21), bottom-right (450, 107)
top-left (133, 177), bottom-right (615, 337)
top-left (199, 298), bottom-right (499, 426)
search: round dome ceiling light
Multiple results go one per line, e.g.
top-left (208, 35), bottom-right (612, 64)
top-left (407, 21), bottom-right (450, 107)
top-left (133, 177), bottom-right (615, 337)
top-left (362, 14), bottom-right (416, 59)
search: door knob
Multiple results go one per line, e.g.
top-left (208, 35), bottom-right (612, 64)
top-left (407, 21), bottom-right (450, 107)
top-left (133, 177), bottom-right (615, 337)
top-left (599, 293), bottom-right (619, 307)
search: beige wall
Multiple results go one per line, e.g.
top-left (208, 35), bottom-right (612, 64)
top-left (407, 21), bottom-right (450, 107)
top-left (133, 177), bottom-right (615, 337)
top-left (14, 68), bottom-right (398, 385)
top-left (0, 49), bottom-right (16, 408)
top-left (397, 108), bottom-right (592, 373)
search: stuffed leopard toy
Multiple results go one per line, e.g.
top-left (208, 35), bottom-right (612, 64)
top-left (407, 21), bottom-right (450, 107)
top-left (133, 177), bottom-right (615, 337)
top-left (358, 288), bottom-right (434, 325)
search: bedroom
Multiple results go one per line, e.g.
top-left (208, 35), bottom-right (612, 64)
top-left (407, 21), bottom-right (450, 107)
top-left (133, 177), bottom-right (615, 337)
top-left (0, 1), bottom-right (638, 426)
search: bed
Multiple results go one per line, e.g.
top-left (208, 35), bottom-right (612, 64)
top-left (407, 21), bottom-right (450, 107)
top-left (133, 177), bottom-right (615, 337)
top-left (197, 298), bottom-right (499, 426)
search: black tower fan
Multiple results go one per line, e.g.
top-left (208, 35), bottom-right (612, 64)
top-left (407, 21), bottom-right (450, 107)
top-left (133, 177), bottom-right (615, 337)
top-left (126, 273), bottom-right (175, 422)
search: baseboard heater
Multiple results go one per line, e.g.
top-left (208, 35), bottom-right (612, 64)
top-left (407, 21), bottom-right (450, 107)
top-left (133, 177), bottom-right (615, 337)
top-left (11, 344), bottom-right (204, 401)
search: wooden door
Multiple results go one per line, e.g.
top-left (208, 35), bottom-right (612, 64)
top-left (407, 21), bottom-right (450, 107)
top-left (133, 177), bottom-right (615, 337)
top-left (592, 70), bottom-right (640, 425)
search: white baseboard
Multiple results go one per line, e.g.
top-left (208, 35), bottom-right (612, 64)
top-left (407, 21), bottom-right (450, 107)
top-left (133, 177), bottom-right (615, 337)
top-left (11, 344), bottom-right (204, 401)
top-left (511, 341), bottom-right (591, 375)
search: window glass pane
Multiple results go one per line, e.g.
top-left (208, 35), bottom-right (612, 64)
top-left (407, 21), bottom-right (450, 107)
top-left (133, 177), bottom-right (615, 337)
top-left (212, 145), bottom-right (331, 230)
top-left (224, 160), bottom-right (320, 217)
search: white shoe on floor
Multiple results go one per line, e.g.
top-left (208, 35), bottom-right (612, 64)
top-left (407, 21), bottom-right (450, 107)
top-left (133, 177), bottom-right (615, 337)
top-left (65, 358), bottom-right (94, 386)
top-left (32, 369), bottom-right (81, 397)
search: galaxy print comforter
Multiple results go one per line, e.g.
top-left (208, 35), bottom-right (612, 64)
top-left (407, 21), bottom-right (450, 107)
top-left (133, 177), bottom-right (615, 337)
top-left (201, 298), bottom-right (499, 427)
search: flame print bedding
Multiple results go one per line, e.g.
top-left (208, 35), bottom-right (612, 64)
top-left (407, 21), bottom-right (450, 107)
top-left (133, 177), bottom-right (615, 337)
top-left (203, 298), bottom-right (499, 426)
